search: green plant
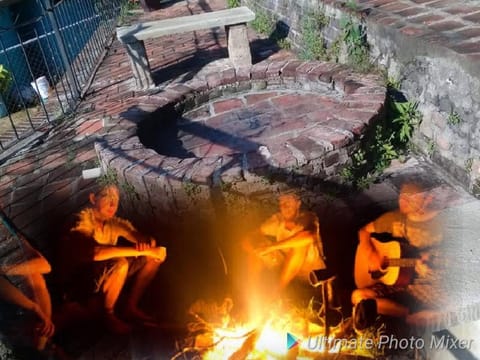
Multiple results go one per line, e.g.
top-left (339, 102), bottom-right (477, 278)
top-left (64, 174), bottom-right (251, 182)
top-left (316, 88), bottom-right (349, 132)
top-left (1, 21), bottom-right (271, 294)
top-left (97, 167), bottom-right (118, 187)
top-left (122, 181), bottom-right (139, 200)
top-left (182, 179), bottom-right (201, 199)
top-left (426, 138), bottom-right (436, 157)
top-left (227, 0), bottom-right (240, 8)
top-left (326, 36), bottom-right (342, 62)
top-left (341, 93), bottom-right (422, 189)
top-left (386, 77), bottom-right (401, 91)
top-left (66, 146), bottom-right (76, 169)
top-left (0, 65), bottom-right (12, 94)
top-left (276, 37), bottom-right (291, 50)
top-left (345, 0), bottom-right (359, 11)
top-left (300, 11), bottom-right (329, 60)
top-left (447, 110), bottom-right (462, 126)
top-left (465, 158), bottom-right (474, 173)
top-left (390, 101), bottom-right (422, 142)
top-left (117, 0), bottom-right (140, 25)
top-left (250, 9), bottom-right (275, 36)
top-left (340, 16), bottom-right (372, 72)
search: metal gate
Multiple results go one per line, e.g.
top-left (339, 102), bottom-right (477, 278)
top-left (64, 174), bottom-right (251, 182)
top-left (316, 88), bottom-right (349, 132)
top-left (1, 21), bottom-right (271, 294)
top-left (0, 0), bottom-right (127, 152)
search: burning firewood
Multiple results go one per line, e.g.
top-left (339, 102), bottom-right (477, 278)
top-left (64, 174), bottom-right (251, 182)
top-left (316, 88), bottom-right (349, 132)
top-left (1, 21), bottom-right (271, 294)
top-left (227, 330), bottom-right (259, 360)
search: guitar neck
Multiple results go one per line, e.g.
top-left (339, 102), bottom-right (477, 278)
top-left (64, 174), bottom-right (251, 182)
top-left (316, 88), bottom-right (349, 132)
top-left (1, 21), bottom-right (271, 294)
top-left (387, 258), bottom-right (418, 267)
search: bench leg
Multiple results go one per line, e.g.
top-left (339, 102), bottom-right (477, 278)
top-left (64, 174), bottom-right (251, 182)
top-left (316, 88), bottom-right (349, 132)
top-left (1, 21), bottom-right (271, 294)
top-left (124, 40), bottom-right (155, 90)
top-left (226, 23), bottom-right (252, 68)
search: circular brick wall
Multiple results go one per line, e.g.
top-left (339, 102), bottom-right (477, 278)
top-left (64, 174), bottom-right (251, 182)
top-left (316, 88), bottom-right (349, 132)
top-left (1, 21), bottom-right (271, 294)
top-left (95, 60), bottom-right (386, 215)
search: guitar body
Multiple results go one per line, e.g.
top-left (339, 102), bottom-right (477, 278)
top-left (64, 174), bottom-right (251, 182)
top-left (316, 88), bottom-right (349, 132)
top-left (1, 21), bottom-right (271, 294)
top-left (354, 238), bottom-right (415, 288)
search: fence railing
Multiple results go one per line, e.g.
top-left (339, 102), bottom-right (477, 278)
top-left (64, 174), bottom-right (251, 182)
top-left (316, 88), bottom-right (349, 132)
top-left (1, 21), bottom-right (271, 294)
top-left (0, 0), bottom-right (127, 154)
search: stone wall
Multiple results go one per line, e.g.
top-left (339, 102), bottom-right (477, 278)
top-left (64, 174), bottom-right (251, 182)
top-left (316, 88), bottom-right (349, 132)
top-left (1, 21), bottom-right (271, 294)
top-left (242, 0), bottom-right (480, 195)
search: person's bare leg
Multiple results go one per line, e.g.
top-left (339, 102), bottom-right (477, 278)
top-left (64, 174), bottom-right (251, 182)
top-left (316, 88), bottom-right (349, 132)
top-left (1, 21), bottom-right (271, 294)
top-left (26, 273), bottom-right (53, 350)
top-left (279, 247), bottom-right (308, 291)
top-left (101, 258), bottom-right (130, 334)
top-left (102, 259), bottom-right (129, 313)
top-left (124, 258), bottom-right (161, 322)
top-left (27, 273), bottom-right (51, 321)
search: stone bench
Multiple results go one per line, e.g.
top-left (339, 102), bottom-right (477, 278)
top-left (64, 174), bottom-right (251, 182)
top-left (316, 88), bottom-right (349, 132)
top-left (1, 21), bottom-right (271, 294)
top-left (116, 6), bottom-right (255, 90)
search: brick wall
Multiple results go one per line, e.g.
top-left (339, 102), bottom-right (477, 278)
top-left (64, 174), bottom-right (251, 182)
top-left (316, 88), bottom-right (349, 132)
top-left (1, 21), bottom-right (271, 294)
top-left (242, 0), bottom-right (480, 195)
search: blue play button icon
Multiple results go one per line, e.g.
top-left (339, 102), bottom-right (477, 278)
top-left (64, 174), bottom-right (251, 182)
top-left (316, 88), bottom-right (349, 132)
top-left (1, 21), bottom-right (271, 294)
top-left (286, 332), bottom-right (300, 350)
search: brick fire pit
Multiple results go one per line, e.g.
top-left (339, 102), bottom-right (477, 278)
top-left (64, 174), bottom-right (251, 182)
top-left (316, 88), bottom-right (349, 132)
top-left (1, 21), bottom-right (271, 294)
top-left (95, 60), bottom-right (386, 215)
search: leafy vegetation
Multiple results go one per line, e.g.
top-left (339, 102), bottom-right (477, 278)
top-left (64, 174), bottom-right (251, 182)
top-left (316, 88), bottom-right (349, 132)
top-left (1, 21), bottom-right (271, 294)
top-left (447, 110), bottom-right (462, 126)
top-left (227, 0), bottom-right (241, 8)
top-left (300, 12), bottom-right (328, 60)
top-left (345, 0), bottom-right (360, 11)
top-left (465, 158), bottom-right (474, 173)
top-left (97, 167), bottom-right (119, 187)
top-left (250, 9), bottom-right (276, 36)
top-left (341, 85), bottom-right (422, 189)
top-left (340, 16), bottom-right (372, 72)
top-left (0, 65), bottom-right (12, 94)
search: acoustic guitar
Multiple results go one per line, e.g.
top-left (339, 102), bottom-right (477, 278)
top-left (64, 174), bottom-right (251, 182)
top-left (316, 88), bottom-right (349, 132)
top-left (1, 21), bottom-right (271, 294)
top-left (354, 238), bottom-right (422, 288)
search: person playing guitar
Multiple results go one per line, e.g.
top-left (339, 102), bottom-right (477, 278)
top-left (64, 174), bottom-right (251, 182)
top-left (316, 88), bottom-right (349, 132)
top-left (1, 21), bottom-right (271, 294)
top-left (351, 182), bottom-right (443, 326)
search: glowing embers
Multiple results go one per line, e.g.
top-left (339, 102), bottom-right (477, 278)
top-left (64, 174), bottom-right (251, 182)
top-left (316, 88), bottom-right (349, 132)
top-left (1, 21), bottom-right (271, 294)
top-left (177, 298), bottom-right (354, 360)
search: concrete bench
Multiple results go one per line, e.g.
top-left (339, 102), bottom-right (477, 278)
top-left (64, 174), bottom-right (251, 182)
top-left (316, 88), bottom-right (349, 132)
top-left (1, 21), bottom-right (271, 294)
top-left (116, 6), bottom-right (255, 90)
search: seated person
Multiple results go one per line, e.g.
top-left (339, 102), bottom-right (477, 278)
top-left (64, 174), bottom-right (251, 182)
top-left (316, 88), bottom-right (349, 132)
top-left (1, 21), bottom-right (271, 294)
top-left (0, 212), bottom-right (54, 352)
top-left (56, 184), bottom-right (166, 334)
top-left (351, 182), bottom-right (443, 328)
top-left (243, 193), bottom-right (327, 294)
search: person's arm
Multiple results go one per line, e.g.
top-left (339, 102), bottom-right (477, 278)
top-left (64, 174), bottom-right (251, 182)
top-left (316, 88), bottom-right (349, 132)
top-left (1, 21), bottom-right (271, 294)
top-left (0, 238), bottom-right (51, 276)
top-left (112, 218), bottom-right (156, 251)
top-left (259, 230), bottom-right (314, 253)
top-left (93, 245), bottom-right (166, 262)
top-left (1, 256), bottom-right (51, 276)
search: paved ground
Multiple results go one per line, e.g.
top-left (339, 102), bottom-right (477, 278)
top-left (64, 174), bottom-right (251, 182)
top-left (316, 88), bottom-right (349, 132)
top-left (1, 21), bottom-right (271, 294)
top-left (0, 0), bottom-right (479, 359)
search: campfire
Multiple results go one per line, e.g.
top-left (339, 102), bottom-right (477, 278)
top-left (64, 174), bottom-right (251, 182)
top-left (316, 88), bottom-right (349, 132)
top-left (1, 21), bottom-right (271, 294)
top-left (172, 296), bottom-right (384, 359)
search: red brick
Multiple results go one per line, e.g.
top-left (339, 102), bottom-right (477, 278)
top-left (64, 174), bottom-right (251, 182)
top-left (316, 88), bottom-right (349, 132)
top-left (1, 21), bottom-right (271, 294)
top-left (454, 27), bottom-right (480, 39)
top-left (219, 68), bottom-right (236, 86)
top-left (235, 66), bottom-right (251, 82)
top-left (271, 94), bottom-right (302, 108)
top-left (449, 41), bottom-right (480, 54)
top-left (323, 118), bottom-right (366, 136)
top-left (6, 159), bottom-right (35, 175)
top-left (429, 20), bottom-right (465, 32)
top-left (251, 62), bottom-right (269, 80)
top-left (212, 98), bottom-right (244, 114)
top-left (286, 136), bottom-right (328, 160)
top-left (335, 109), bottom-right (378, 124)
top-left (400, 26), bottom-right (427, 37)
top-left (362, 0), bottom-right (394, 6)
top-left (266, 61), bottom-right (288, 78)
top-left (307, 63), bottom-right (343, 83)
top-left (395, 7), bottom-right (428, 17)
top-left (76, 119), bottom-right (103, 135)
top-left (295, 61), bottom-right (319, 76)
top-left (283, 103), bottom-right (323, 117)
top-left (444, 6), bottom-right (476, 15)
top-left (410, 14), bottom-right (444, 25)
top-left (245, 92), bottom-right (278, 105)
top-left (281, 60), bottom-right (303, 77)
top-left (463, 12), bottom-right (480, 23)
top-left (205, 72), bottom-right (222, 88)
top-left (377, 2), bottom-right (411, 12)
top-left (184, 105), bottom-right (210, 119)
top-left (306, 125), bottom-right (352, 149)
top-left (268, 116), bottom-right (309, 136)
top-left (377, 17), bottom-right (403, 27)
